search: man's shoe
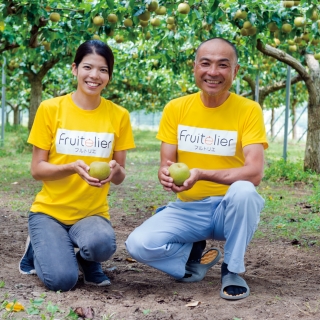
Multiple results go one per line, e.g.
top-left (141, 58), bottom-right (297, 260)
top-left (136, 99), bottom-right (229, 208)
top-left (76, 251), bottom-right (111, 286)
top-left (178, 248), bottom-right (221, 283)
top-left (19, 236), bottom-right (36, 275)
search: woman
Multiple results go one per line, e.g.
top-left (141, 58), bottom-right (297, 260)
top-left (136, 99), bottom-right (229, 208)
top-left (19, 40), bottom-right (135, 291)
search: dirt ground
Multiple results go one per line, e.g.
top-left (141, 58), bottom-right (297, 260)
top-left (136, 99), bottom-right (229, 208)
top-left (1, 184), bottom-right (320, 320)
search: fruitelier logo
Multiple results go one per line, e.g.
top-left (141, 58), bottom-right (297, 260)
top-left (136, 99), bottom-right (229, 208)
top-left (56, 129), bottom-right (114, 158)
top-left (177, 125), bottom-right (237, 156)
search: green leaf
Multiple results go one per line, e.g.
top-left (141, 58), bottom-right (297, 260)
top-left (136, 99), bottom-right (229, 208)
top-left (106, 0), bottom-right (114, 10)
top-left (46, 301), bottom-right (59, 315)
top-left (65, 308), bottom-right (79, 319)
top-left (31, 298), bottom-right (45, 306)
top-left (210, 0), bottom-right (220, 12)
top-left (26, 306), bottom-right (40, 315)
top-left (193, 8), bottom-right (201, 20)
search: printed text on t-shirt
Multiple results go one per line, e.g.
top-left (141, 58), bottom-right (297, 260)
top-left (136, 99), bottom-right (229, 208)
top-left (178, 125), bottom-right (237, 156)
top-left (56, 129), bottom-right (114, 158)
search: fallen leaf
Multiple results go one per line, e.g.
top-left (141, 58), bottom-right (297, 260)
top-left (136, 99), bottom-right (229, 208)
top-left (5, 302), bottom-right (25, 312)
top-left (185, 300), bottom-right (201, 307)
top-left (126, 257), bottom-right (136, 263)
top-left (74, 306), bottom-right (95, 319)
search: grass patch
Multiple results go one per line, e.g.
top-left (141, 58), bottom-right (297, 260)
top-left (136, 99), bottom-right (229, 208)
top-left (1, 127), bottom-right (320, 247)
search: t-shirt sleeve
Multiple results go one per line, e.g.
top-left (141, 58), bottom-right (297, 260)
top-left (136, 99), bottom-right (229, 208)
top-left (113, 109), bottom-right (136, 151)
top-left (156, 102), bottom-right (178, 144)
top-left (27, 103), bottom-right (54, 150)
top-left (242, 103), bottom-right (268, 150)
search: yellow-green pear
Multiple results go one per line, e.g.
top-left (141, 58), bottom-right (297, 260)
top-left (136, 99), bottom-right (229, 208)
top-left (49, 12), bottom-right (60, 22)
top-left (168, 163), bottom-right (190, 186)
top-left (177, 3), bottom-right (190, 14)
top-left (89, 161), bottom-right (111, 180)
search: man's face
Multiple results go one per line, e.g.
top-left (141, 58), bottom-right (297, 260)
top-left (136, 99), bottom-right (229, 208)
top-left (193, 39), bottom-right (240, 99)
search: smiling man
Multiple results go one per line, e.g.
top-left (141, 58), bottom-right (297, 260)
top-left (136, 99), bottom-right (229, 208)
top-left (126, 38), bottom-right (268, 300)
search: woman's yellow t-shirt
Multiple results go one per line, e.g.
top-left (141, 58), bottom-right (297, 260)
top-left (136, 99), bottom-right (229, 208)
top-left (28, 94), bottom-right (135, 224)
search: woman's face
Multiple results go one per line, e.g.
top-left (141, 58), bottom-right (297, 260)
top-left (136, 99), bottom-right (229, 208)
top-left (72, 53), bottom-right (110, 97)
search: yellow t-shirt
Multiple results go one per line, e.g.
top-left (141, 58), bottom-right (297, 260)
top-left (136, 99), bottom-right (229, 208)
top-left (28, 94), bottom-right (135, 224)
top-left (156, 92), bottom-right (268, 201)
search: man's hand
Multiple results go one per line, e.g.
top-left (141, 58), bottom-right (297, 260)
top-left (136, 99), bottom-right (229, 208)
top-left (159, 160), bottom-right (200, 193)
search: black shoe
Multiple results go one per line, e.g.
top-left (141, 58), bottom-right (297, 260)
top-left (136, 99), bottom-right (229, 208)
top-left (76, 251), bottom-right (111, 286)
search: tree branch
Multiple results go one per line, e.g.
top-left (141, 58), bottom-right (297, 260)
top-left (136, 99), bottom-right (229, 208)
top-left (259, 74), bottom-right (302, 105)
top-left (25, 57), bottom-right (60, 82)
top-left (0, 42), bottom-right (19, 54)
top-left (239, 73), bottom-right (303, 107)
top-left (256, 39), bottom-right (316, 99)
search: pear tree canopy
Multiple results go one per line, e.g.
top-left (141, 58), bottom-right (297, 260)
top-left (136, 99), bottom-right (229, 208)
top-left (1, 0), bottom-right (320, 172)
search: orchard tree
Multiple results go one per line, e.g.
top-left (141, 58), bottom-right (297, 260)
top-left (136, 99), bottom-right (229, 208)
top-left (1, 0), bottom-right (320, 172)
top-left (1, 0), bottom-right (95, 130)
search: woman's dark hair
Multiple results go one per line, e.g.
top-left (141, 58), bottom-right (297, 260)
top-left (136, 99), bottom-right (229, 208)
top-left (73, 40), bottom-right (114, 79)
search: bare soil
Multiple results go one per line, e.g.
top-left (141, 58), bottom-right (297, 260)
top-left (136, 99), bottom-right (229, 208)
top-left (1, 183), bottom-right (320, 320)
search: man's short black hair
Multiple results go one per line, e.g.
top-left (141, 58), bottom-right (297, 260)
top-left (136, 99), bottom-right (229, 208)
top-left (195, 37), bottom-right (239, 63)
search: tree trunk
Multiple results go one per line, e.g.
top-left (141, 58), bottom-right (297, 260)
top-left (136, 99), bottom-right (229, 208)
top-left (304, 102), bottom-right (320, 172)
top-left (291, 100), bottom-right (297, 140)
top-left (303, 54), bottom-right (320, 173)
top-left (6, 110), bottom-right (10, 124)
top-left (270, 108), bottom-right (275, 138)
top-left (25, 57), bottom-right (60, 130)
top-left (28, 76), bottom-right (43, 131)
top-left (13, 106), bottom-right (19, 125)
top-left (256, 41), bottom-right (320, 172)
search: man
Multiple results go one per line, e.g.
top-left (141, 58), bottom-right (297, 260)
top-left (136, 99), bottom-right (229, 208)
top-left (126, 37), bottom-right (268, 300)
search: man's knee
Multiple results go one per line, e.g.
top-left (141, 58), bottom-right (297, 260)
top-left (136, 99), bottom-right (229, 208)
top-left (228, 181), bottom-right (263, 205)
top-left (125, 230), bottom-right (141, 260)
top-left (229, 181), bottom-right (255, 197)
top-left (125, 229), bottom-right (155, 262)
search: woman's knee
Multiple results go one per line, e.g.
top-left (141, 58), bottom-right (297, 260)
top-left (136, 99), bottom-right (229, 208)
top-left (42, 268), bottom-right (78, 292)
top-left (82, 236), bottom-right (116, 262)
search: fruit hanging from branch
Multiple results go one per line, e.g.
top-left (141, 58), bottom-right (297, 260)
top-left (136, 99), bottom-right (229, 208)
top-left (93, 16), bottom-right (104, 26)
top-left (49, 12), bottom-right (60, 22)
top-left (177, 3), bottom-right (190, 15)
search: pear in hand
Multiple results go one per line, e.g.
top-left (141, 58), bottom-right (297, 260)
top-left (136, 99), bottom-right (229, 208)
top-left (89, 161), bottom-right (111, 180)
top-left (168, 162), bottom-right (190, 186)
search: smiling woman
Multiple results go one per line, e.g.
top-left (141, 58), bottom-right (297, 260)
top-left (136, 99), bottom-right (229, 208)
top-left (71, 41), bottom-right (114, 110)
top-left (18, 40), bottom-right (135, 292)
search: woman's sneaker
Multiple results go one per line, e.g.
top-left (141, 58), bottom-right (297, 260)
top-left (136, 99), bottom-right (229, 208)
top-left (76, 251), bottom-right (111, 286)
top-left (19, 236), bottom-right (36, 275)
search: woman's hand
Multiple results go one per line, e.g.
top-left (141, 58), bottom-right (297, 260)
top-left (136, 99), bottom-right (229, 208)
top-left (84, 158), bottom-right (126, 187)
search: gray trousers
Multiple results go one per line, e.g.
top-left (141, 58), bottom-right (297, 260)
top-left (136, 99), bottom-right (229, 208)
top-left (126, 181), bottom-right (264, 279)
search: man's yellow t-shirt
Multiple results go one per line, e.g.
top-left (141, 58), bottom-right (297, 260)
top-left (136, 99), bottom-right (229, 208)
top-left (28, 94), bottom-right (135, 224)
top-left (156, 92), bottom-right (268, 201)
